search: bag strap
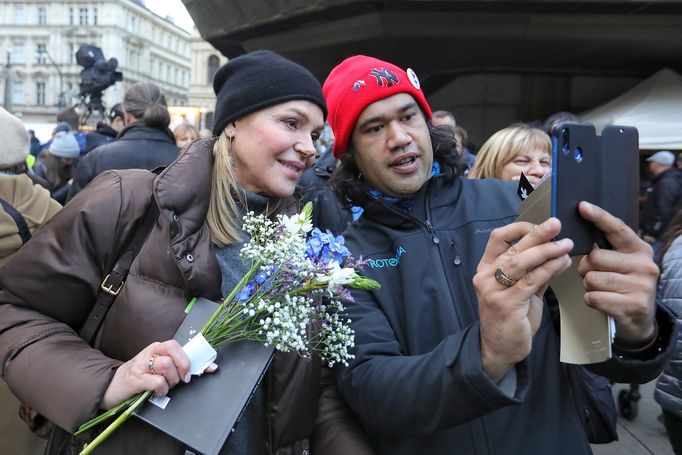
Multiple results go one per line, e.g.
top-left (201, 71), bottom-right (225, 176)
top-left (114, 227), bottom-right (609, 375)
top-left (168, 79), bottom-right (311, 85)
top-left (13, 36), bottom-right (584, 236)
top-left (79, 197), bottom-right (160, 344)
top-left (0, 197), bottom-right (32, 245)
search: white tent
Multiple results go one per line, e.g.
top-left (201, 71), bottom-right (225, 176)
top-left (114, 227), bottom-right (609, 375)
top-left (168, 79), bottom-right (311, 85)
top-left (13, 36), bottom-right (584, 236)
top-left (581, 68), bottom-right (682, 150)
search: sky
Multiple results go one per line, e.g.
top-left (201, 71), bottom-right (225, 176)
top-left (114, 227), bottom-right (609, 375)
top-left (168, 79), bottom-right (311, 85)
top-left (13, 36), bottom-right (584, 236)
top-left (144, 0), bottom-right (195, 33)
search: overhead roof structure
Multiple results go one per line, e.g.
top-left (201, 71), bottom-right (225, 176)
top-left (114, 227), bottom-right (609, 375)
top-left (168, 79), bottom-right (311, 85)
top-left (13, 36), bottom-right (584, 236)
top-left (582, 68), bottom-right (682, 150)
top-left (183, 0), bottom-right (682, 94)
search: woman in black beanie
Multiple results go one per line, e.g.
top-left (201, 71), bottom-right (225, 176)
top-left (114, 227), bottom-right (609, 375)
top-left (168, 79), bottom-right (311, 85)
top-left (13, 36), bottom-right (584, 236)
top-left (0, 50), bottom-right (372, 454)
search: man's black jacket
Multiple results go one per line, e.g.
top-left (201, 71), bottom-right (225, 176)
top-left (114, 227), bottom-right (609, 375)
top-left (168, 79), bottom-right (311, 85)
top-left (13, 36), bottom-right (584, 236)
top-left (336, 175), bottom-right (675, 455)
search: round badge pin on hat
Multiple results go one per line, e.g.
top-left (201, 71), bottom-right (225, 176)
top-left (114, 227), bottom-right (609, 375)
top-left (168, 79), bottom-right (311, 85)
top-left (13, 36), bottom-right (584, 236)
top-left (407, 68), bottom-right (421, 89)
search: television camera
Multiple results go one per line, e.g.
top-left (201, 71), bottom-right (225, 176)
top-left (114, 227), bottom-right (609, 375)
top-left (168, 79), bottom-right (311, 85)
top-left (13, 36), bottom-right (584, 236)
top-left (76, 45), bottom-right (123, 126)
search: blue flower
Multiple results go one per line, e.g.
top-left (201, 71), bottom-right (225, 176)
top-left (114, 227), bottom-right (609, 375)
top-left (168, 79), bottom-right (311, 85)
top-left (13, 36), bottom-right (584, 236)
top-left (320, 246), bottom-right (333, 264)
top-left (330, 235), bottom-right (349, 260)
top-left (237, 281), bottom-right (256, 302)
top-left (306, 228), bottom-right (325, 258)
top-left (255, 268), bottom-right (270, 285)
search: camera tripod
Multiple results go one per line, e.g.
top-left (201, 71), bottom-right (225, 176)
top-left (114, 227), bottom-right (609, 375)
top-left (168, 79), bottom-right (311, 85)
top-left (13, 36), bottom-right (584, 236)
top-left (80, 91), bottom-right (108, 129)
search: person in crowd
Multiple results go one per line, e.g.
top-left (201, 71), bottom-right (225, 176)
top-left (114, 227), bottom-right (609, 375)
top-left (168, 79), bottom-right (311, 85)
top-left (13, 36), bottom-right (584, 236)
top-left (297, 123), bottom-right (355, 234)
top-left (542, 111), bottom-right (581, 135)
top-left (28, 129), bottom-right (42, 158)
top-left (66, 83), bottom-right (179, 201)
top-left (0, 50), bottom-right (371, 455)
top-left (468, 123), bottom-right (551, 186)
top-left (454, 125), bottom-right (475, 170)
top-left (654, 210), bottom-right (682, 455)
top-left (32, 131), bottom-right (80, 204)
top-left (640, 151), bottom-right (682, 246)
top-left (37, 122), bottom-right (71, 159)
top-left (431, 110), bottom-right (475, 171)
top-left (57, 106), bottom-right (87, 153)
top-left (323, 55), bottom-right (675, 454)
top-left (0, 107), bottom-right (61, 455)
top-left (432, 110), bottom-right (457, 127)
top-left (677, 152), bottom-right (682, 170)
top-left (199, 128), bottom-right (213, 140)
top-left (173, 123), bottom-right (200, 150)
top-left (83, 103), bottom-right (126, 154)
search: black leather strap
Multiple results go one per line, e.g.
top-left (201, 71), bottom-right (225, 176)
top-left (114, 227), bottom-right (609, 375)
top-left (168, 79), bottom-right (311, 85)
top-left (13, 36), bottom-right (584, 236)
top-left (79, 198), bottom-right (160, 344)
top-left (0, 197), bottom-right (31, 245)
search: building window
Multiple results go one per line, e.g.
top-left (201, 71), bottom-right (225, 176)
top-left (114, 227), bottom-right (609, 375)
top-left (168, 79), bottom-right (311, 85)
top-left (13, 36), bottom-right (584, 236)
top-left (12, 81), bottom-right (23, 104)
top-left (13, 5), bottom-right (24, 24)
top-left (69, 7), bottom-right (74, 25)
top-left (36, 81), bottom-right (46, 105)
top-left (35, 44), bottom-right (47, 64)
top-left (79, 8), bottom-right (88, 26)
top-left (12, 43), bottom-right (24, 64)
top-left (37, 7), bottom-right (46, 25)
top-left (93, 7), bottom-right (98, 25)
top-left (207, 55), bottom-right (220, 84)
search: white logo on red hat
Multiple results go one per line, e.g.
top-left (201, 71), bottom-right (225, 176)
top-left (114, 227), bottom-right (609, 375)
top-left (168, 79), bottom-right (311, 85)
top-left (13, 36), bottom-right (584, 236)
top-left (353, 80), bottom-right (365, 92)
top-left (407, 68), bottom-right (420, 90)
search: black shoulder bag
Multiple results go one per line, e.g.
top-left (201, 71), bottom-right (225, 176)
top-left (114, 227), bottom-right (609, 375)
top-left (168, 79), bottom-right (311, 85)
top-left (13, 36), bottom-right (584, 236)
top-left (0, 197), bottom-right (32, 246)
top-left (79, 198), bottom-right (160, 343)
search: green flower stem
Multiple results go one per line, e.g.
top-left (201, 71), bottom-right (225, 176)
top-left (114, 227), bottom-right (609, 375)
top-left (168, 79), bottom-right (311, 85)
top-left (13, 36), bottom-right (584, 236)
top-left (201, 261), bottom-right (261, 334)
top-left (79, 390), bottom-right (151, 455)
top-left (74, 395), bottom-right (138, 436)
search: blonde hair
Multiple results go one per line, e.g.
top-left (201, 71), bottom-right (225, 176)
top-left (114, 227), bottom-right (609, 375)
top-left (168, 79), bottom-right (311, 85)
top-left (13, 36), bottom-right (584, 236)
top-left (173, 123), bottom-right (199, 142)
top-left (468, 124), bottom-right (551, 180)
top-left (207, 132), bottom-right (246, 247)
top-left (206, 131), bottom-right (282, 247)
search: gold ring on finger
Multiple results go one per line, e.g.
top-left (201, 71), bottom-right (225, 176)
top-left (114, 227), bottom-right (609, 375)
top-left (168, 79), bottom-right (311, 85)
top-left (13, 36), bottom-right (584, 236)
top-left (494, 267), bottom-right (518, 287)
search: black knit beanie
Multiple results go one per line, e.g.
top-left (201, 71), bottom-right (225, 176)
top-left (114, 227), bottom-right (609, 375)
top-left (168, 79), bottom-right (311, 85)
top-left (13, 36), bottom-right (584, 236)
top-left (212, 50), bottom-right (327, 136)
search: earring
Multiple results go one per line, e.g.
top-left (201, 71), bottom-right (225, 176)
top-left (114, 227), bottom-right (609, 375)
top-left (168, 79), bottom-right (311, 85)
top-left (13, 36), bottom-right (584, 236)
top-left (226, 135), bottom-right (235, 166)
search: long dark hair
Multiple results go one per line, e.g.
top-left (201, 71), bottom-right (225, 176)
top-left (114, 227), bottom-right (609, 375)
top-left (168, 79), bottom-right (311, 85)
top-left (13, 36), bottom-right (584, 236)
top-left (658, 210), bottom-right (682, 269)
top-left (331, 122), bottom-right (464, 209)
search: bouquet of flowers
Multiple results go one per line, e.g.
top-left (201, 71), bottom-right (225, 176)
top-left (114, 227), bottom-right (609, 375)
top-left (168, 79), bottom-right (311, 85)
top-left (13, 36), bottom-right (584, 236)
top-left (76, 202), bottom-right (379, 454)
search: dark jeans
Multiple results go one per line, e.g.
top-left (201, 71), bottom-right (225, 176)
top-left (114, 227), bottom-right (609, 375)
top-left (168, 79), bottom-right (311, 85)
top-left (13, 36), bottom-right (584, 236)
top-left (663, 410), bottom-right (682, 455)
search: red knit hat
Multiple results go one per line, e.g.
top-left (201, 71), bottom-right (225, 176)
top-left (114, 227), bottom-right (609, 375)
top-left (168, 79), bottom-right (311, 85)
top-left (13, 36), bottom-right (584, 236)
top-left (323, 55), bottom-right (432, 159)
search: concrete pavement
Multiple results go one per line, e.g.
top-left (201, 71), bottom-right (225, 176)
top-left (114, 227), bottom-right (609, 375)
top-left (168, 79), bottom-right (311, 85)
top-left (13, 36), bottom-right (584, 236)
top-left (593, 380), bottom-right (674, 455)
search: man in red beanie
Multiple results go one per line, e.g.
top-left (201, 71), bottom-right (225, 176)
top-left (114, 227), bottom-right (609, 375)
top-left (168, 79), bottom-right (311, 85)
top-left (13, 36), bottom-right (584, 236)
top-left (321, 55), bottom-right (675, 454)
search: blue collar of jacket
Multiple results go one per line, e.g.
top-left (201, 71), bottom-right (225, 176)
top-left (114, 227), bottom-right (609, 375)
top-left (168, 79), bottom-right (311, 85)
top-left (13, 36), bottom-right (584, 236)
top-left (365, 161), bottom-right (443, 212)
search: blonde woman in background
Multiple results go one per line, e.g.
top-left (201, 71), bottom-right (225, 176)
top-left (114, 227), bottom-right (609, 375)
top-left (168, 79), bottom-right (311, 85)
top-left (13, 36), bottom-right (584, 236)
top-left (173, 123), bottom-right (200, 150)
top-left (468, 123), bottom-right (551, 185)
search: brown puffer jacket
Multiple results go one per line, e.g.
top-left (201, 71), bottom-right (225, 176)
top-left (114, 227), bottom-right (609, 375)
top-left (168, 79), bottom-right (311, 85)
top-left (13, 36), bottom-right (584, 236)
top-left (0, 140), bottom-right (368, 454)
top-left (0, 174), bottom-right (61, 267)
